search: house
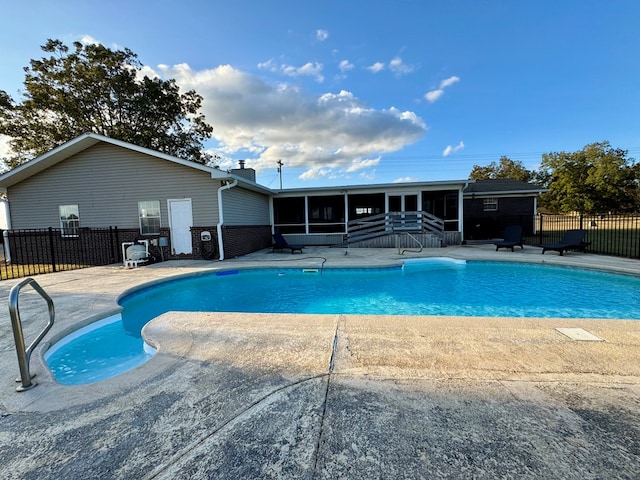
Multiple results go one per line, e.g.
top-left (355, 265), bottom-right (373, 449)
top-left (463, 179), bottom-right (547, 240)
top-left (0, 133), bottom-right (273, 261)
top-left (0, 133), bottom-right (472, 263)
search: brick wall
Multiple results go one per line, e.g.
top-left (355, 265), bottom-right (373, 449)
top-left (221, 225), bottom-right (272, 259)
top-left (190, 225), bottom-right (271, 260)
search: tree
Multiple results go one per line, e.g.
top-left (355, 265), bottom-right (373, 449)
top-left (469, 156), bottom-right (533, 182)
top-left (0, 39), bottom-right (213, 168)
top-left (538, 142), bottom-right (639, 214)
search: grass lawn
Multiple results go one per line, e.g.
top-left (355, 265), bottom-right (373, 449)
top-left (1, 263), bottom-right (87, 281)
top-left (531, 215), bottom-right (640, 258)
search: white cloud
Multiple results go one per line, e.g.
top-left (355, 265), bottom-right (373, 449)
top-left (425, 89), bottom-right (444, 103)
top-left (147, 63), bottom-right (426, 180)
top-left (259, 59), bottom-right (324, 83)
top-left (283, 62), bottom-right (324, 82)
top-left (443, 141), bottom-right (464, 157)
top-left (316, 29), bottom-right (329, 42)
top-left (367, 57), bottom-right (414, 76)
top-left (388, 57), bottom-right (414, 76)
top-left (425, 75), bottom-right (460, 103)
top-left (359, 169), bottom-right (376, 181)
top-left (79, 35), bottom-right (100, 45)
top-left (440, 76), bottom-right (460, 88)
top-left (367, 62), bottom-right (385, 73)
top-left (339, 60), bottom-right (354, 73)
top-left (345, 157), bottom-right (380, 172)
top-left (299, 167), bottom-right (333, 180)
top-left (393, 176), bottom-right (421, 183)
top-left (257, 59), bottom-right (275, 71)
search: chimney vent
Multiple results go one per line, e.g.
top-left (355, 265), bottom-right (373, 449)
top-left (238, 160), bottom-right (246, 169)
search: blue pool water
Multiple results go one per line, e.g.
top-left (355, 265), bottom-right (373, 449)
top-left (46, 259), bottom-right (640, 385)
top-left (45, 315), bottom-right (156, 385)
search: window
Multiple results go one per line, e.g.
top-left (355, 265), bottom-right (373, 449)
top-left (59, 205), bottom-right (79, 236)
top-left (483, 198), bottom-right (498, 211)
top-left (138, 201), bottom-right (161, 234)
top-left (355, 207), bottom-right (373, 215)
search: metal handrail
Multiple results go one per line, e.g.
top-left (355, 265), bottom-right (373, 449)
top-left (400, 232), bottom-right (424, 255)
top-left (8, 277), bottom-right (55, 392)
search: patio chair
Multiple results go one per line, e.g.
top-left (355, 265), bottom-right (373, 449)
top-left (541, 229), bottom-right (589, 256)
top-left (272, 232), bottom-right (304, 254)
top-left (494, 225), bottom-right (524, 252)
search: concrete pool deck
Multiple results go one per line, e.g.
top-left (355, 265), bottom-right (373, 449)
top-left (1, 244), bottom-right (640, 478)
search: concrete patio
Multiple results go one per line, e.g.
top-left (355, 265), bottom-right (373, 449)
top-left (1, 244), bottom-right (640, 479)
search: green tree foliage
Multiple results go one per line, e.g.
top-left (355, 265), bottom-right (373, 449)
top-left (0, 39), bottom-right (213, 168)
top-left (469, 156), bottom-right (533, 182)
top-left (538, 142), bottom-right (639, 214)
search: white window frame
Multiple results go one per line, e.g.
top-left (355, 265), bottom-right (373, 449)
top-left (59, 204), bottom-right (80, 237)
top-left (138, 200), bottom-right (161, 235)
top-left (355, 207), bottom-right (373, 215)
top-left (483, 198), bottom-right (498, 211)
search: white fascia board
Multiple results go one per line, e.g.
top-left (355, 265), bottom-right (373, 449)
top-left (226, 172), bottom-right (275, 195)
top-left (275, 179), bottom-right (471, 197)
top-left (464, 189), bottom-right (548, 197)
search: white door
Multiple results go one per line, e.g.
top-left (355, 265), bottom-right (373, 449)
top-left (168, 199), bottom-right (193, 254)
top-left (387, 193), bottom-right (419, 230)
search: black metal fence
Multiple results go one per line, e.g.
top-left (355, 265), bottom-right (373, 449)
top-left (532, 214), bottom-right (640, 259)
top-left (1, 227), bottom-right (123, 280)
top-left (2, 215), bottom-right (639, 280)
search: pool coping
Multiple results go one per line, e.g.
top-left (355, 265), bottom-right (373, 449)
top-left (1, 243), bottom-right (639, 413)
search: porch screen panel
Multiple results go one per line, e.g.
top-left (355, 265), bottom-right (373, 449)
top-left (348, 193), bottom-right (385, 219)
top-left (308, 195), bottom-right (345, 233)
top-left (422, 190), bottom-right (460, 231)
top-left (273, 197), bottom-right (306, 233)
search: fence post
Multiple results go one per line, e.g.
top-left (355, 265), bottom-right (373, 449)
top-left (538, 214), bottom-right (543, 244)
top-left (109, 226), bottom-right (116, 263)
top-left (114, 226), bottom-right (121, 263)
top-left (48, 227), bottom-right (57, 273)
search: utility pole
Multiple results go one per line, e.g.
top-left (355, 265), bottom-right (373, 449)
top-left (277, 159), bottom-right (284, 189)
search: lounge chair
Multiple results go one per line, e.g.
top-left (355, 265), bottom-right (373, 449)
top-left (541, 229), bottom-right (589, 256)
top-left (494, 225), bottom-right (524, 252)
top-left (272, 232), bottom-right (304, 254)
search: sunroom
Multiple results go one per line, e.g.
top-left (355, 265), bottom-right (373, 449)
top-left (271, 180), bottom-right (470, 248)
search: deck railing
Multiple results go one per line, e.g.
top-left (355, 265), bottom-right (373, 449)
top-left (345, 211), bottom-right (446, 245)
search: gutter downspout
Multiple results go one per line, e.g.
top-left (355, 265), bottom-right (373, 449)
top-left (216, 179), bottom-right (238, 261)
top-left (1, 197), bottom-right (11, 264)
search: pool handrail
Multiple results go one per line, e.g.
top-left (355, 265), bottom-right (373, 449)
top-left (8, 277), bottom-right (55, 391)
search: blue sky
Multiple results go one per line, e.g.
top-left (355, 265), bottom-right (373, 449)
top-left (2, 0), bottom-right (639, 188)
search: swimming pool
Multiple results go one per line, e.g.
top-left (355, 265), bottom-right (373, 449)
top-left (45, 258), bottom-right (640, 385)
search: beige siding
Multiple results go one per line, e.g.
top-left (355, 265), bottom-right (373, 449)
top-left (222, 186), bottom-right (270, 225)
top-left (8, 143), bottom-right (220, 229)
